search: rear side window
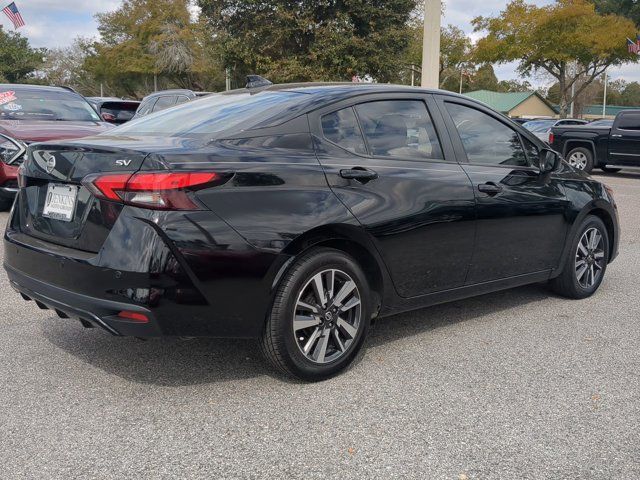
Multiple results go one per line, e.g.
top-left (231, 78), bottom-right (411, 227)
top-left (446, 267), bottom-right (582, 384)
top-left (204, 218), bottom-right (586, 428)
top-left (136, 99), bottom-right (156, 117)
top-left (175, 95), bottom-right (191, 105)
top-left (321, 107), bottom-right (366, 155)
top-left (616, 112), bottom-right (640, 131)
top-left (355, 100), bottom-right (443, 160)
top-left (445, 102), bottom-right (528, 167)
top-left (152, 96), bottom-right (176, 112)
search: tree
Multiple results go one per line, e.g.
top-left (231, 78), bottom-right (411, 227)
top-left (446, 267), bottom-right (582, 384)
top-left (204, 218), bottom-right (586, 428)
top-left (497, 79), bottom-right (533, 92)
top-left (592, 0), bottom-right (640, 27)
top-left (0, 28), bottom-right (44, 83)
top-left (86, 0), bottom-right (213, 97)
top-left (198, 0), bottom-right (418, 84)
top-left (473, 0), bottom-right (637, 117)
top-left (40, 38), bottom-right (100, 95)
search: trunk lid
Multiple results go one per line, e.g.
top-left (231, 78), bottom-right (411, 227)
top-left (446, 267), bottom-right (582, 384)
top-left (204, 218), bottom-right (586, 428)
top-left (17, 141), bottom-right (150, 253)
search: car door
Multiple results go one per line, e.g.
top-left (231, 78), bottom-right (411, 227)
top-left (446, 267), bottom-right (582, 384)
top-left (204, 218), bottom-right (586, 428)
top-left (608, 111), bottom-right (640, 166)
top-left (436, 95), bottom-right (570, 284)
top-left (310, 94), bottom-right (476, 298)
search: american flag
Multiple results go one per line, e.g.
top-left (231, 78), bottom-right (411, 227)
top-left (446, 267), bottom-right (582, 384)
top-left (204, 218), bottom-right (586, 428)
top-left (2, 2), bottom-right (25, 29)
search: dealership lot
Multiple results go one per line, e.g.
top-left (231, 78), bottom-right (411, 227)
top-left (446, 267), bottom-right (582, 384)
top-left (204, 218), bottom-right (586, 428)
top-left (0, 171), bottom-right (638, 479)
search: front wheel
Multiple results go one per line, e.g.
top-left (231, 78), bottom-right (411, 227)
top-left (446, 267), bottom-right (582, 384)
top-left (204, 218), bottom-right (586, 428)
top-left (566, 147), bottom-right (594, 173)
top-left (550, 215), bottom-right (609, 299)
top-left (261, 248), bottom-right (372, 381)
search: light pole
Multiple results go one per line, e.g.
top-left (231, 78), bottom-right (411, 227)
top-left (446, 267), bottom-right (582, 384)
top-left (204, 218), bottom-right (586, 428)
top-left (421, 0), bottom-right (441, 89)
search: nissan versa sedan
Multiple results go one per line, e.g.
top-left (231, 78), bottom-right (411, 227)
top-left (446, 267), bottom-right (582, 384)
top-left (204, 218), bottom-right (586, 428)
top-left (4, 84), bottom-right (619, 381)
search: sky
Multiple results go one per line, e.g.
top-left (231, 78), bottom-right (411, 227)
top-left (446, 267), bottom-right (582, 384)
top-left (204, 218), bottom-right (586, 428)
top-left (1, 0), bottom-right (638, 88)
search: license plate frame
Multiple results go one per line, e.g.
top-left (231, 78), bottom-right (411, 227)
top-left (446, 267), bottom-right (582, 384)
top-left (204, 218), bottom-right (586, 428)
top-left (42, 183), bottom-right (78, 222)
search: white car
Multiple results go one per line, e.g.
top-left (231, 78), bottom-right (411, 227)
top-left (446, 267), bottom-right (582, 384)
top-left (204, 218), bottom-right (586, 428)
top-left (523, 118), bottom-right (588, 143)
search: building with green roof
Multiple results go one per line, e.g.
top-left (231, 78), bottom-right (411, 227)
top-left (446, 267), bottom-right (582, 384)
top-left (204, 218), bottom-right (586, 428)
top-left (463, 90), bottom-right (557, 119)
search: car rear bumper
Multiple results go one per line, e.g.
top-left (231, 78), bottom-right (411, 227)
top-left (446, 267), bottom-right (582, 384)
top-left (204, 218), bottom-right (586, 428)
top-left (4, 206), bottom-right (289, 338)
top-left (5, 262), bottom-right (161, 336)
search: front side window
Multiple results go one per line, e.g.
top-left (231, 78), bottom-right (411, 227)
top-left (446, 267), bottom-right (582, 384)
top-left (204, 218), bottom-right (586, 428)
top-left (355, 100), bottom-right (443, 160)
top-left (445, 102), bottom-right (528, 167)
top-left (321, 107), bottom-right (366, 155)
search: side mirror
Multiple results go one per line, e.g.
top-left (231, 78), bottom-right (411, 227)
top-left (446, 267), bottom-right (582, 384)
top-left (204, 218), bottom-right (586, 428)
top-left (539, 148), bottom-right (561, 173)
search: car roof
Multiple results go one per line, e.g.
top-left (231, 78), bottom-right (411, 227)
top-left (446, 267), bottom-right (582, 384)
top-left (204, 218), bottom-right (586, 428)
top-left (0, 83), bottom-right (81, 94)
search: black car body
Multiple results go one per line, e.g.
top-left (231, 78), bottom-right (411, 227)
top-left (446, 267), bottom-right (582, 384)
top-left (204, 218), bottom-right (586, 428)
top-left (86, 97), bottom-right (141, 125)
top-left (551, 110), bottom-right (640, 172)
top-left (4, 84), bottom-right (620, 380)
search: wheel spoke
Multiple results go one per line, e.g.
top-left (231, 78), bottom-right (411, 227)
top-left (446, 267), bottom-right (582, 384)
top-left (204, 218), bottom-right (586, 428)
top-left (294, 315), bottom-right (321, 331)
top-left (337, 317), bottom-right (357, 339)
top-left (332, 329), bottom-right (345, 352)
top-left (326, 270), bottom-right (335, 302)
top-left (594, 250), bottom-right (605, 260)
top-left (577, 241), bottom-right (588, 256)
top-left (297, 300), bottom-right (319, 314)
top-left (311, 330), bottom-right (330, 363)
top-left (341, 296), bottom-right (361, 313)
top-left (589, 265), bottom-right (596, 286)
top-left (333, 280), bottom-right (356, 307)
top-left (590, 230), bottom-right (601, 250)
top-left (575, 259), bottom-right (586, 269)
top-left (576, 263), bottom-right (588, 282)
top-left (311, 273), bottom-right (327, 307)
top-left (303, 327), bottom-right (322, 354)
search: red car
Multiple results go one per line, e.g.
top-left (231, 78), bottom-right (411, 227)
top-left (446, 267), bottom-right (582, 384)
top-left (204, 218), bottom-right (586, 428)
top-left (0, 84), bottom-right (113, 210)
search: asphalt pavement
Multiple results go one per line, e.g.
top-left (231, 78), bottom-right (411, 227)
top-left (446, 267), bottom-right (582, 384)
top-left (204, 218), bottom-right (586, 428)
top-left (0, 171), bottom-right (638, 479)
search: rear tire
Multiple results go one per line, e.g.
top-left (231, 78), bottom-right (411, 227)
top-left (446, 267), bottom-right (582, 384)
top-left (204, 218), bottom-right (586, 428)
top-left (600, 166), bottom-right (622, 173)
top-left (566, 147), bottom-right (594, 173)
top-left (0, 197), bottom-right (13, 211)
top-left (261, 247), bottom-right (372, 381)
top-left (550, 215), bottom-right (609, 299)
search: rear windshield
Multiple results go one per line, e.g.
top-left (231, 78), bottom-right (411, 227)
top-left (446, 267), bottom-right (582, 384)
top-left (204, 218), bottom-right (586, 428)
top-left (111, 91), bottom-right (308, 137)
top-left (0, 87), bottom-right (101, 122)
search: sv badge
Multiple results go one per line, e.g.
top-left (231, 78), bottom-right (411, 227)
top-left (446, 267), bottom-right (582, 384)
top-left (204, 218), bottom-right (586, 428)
top-left (115, 159), bottom-right (132, 167)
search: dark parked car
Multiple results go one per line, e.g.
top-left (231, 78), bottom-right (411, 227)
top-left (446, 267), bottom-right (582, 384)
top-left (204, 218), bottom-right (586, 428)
top-left (0, 84), bottom-right (113, 210)
top-left (86, 97), bottom-right (141, 124)
top-left (550, 110), bottom-right (640, 173)
top-left (523, 118), bottom-right (588, 142)
top-left (4, 84), bottom-right (619, 380)
top-left (132, 89), bottom-right (211, 120)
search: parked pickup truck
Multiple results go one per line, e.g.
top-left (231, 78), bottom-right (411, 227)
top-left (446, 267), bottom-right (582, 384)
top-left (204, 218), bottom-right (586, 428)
top-left (550, 110), bottom-right (640, 173)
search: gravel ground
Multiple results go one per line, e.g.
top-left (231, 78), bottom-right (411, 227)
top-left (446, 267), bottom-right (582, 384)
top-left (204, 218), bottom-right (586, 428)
top-left (0, 171), bottom-right (638, 480)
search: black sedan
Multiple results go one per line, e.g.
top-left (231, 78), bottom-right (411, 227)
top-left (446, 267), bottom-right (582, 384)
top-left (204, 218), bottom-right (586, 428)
top-left (4, 84), bottom-right (619, 381)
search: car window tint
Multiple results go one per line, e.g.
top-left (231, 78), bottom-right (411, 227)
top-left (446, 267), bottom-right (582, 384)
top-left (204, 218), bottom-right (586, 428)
top-left (354, 100), bottom-right (443, 160)
top-left (445, 102), bottom-right (528, 167)
top-left (137, 99), bottom-right (156, 116)
top-left (321, 107), bottom-right (367, 155)
top-left (616, 112), bottom-right (640, 130)
top-left (175, 95), bottom-right (191, 105)
top-left (152, 96), bottom-right (176, 112)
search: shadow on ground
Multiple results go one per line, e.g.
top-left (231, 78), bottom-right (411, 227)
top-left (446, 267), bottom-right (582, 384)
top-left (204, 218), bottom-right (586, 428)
top-left (42, 283), bottom-right (552, 386)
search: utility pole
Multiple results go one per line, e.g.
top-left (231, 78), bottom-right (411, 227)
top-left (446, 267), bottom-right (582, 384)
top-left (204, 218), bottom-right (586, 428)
top-left (602, 70), bottom-right (608, 118)
top-left (225, 67), bottom-right (231, 91)
top-left (421, 0), bottom-right (441, 89)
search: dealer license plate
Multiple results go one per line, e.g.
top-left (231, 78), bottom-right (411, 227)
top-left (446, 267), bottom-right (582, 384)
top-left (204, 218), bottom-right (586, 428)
top-left (42, 183), bottom-right (78, 222)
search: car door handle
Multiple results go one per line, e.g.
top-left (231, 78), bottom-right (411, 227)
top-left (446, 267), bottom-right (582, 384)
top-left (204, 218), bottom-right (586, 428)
top-left (478, 182), bottom-right (503, 195)
top-left (339, 167), bottom-right (378, 182)
top-left (611, 134), bottom-right (622, 138)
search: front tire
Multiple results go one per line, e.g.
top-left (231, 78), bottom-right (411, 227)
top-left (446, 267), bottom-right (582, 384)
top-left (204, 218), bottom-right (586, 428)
top-left (550, 215), bottom-right (609, 299)
top-left (261, 248), bottom-right (372, 381)
top-left (566, 147), bottom-right (594, 173)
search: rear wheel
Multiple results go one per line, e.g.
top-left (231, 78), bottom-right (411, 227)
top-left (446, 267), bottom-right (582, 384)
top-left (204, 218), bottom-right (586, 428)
top-left (550, 215), bottom-right (609, 299)
top-left (261, 248), bottom-right (371, 381)
top-left (566, 147), bottom-right (594, 173)
top-left (0, 197), bottom-right (13, 211)
top-left (600, 166), bottom-right (622, 173)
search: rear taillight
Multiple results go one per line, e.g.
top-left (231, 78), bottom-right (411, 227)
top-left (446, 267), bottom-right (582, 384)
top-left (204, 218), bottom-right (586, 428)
top-left (82, 171), bottom-right (219, 210)
top-left (548, 132), bottom-right (554, 144)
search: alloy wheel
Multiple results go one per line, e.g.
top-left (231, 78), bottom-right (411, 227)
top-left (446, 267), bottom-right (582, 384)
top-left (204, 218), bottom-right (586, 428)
top-left (568, 151), bottom-right (588, 170)
top-left (575, 227), bottom-right (605, 289)
top-left (292, 268), bottom-right (362, 364)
